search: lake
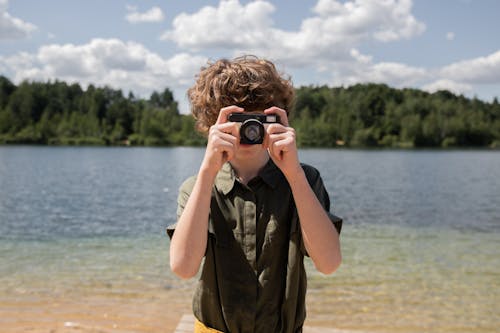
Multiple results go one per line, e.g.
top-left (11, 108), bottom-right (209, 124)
top-left (0, 146), bottom-right (499, 332)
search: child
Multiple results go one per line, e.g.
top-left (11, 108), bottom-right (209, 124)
top-left (167, 56), bottom-right (342, 333)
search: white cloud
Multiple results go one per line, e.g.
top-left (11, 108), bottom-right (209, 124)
top-left (159, 0), bottom-right (428, 90)
top-left (0, 38), bottom-right (207, 112)
top-left (0, 51), bottom-right (36, 76)
top-left (0, 0), bottom-right (37, 40)
top-left (327, 49), bottom-right (428, 88)
top-left (125, 5), bottom-right (164, 24)
top-left (355, 62), bottom-right (428, 86)
top-left (313, 0), bottom-right (425, 42)
top-left (422, 79), bottom-right (472, 95)
top-left (4, 0), bottom-right (497, 110)
top-left (0, 0), bottom-right (433, 109)
top-left (418, 51), bottom-right (500, 97)
top-left (157, 0), bottom-right (500, 100)
top-left (161, 0), bottom-right (276, 50)
top-left (350, 48), bottom-right (372, 64)
top-left (440, 50), bottom-right (500, 84)
top-left (161, 0), bottom-right (425, 64)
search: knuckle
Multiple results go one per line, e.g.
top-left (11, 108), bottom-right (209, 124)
top-left (210, 135), bottom-right (220, 145)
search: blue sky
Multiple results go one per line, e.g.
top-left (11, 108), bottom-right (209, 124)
top-left (1, 0), bottom-right (499, 113)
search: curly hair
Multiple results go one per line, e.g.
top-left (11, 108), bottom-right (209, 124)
top-left (187, 55), bottom-right (295, 134)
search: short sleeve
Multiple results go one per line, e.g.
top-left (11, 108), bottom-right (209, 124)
top-left (166, 176), bottom-right (197, 239)
top-left (302, 164), bottom-right (342, 235)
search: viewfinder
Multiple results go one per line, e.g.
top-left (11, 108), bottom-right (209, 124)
top-left (266, 115), bottom-right (277, 122)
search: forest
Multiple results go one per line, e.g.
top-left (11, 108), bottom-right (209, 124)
top-left (1, 75), bottom-right (499, 148)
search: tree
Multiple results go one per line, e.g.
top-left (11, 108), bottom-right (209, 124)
top-left (0, 75), bottom-right (16, 109)
top-left (0, 77), bottom-right (498, 148)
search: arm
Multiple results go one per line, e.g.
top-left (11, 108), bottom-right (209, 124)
top-left (287, 170), bottom-right (342, 274)
top-left (264, 107), bottom-right (341, 275)
top-left (169, 168), bottom-right (215, 279)
top-left (169, 106), bottom-right (242, 279)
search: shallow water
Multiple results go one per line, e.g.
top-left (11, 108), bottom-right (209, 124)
top-left (0, 147), bottom-right (499, 332)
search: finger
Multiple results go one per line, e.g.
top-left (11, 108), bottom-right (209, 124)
top-left (210, 123), bottom-right (240, 146)
top-left (216, 105), bottom-right (244, 125)
top-left (268, 136), bottom-right (295, 161)
top-left (215, 146), bottom-right (235, 164)
top-left (211, 136), bottom-right (237, 162)
top-left (268, 132), bottom-right (290, 142)
top-left (264, 106), bottom-right (289, 127)
top-left (211, 122), bottom-right (240, 139)
top-left (225, 144), bottom-right (236, 162)
top-left (266, 126), bottom-right (295, 148)
top-left (268, 130), bottom-right (296, 153)
top-left (268, 133), bottom-right (293, 151)
top-left (268, 142), bottom-right (286, 162)
top-left (266, 123), bottom-right (288, 135)
top-left (212, 122), bottom-right (240, 138)
top-left (264, 123), bottom-right (288, 148)
top-left (262, 130), bottom-right (269, 149)
top-left (210, 132), bottom-right (238, 147)
top-left (217, 142), bottom-right (236, 160)
top-left (272, 135), bottom-right (294, 150)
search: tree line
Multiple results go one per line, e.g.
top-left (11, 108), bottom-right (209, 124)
top-left (0, 76), bottom-right (204, 146)
top-left (291, 83), bottom-right (499, 148)
top-left (1, 76), bottom-right (499, 148)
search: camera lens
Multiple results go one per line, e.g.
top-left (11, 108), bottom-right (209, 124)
top-left (240, 119), bottom-right (264, 144)
top-left (244, 125), bottom-right (260, 141)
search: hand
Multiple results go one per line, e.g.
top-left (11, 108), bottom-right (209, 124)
top-left (200, 106), bottom-right (243, 177)
top-left (263, 107), bottom-right (302, 179)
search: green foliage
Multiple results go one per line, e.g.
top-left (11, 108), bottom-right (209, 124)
top-left (290, 84), bottom-right (499, 148)
top-left (0, 76), bottom-right (498, 148)
top-left (0, 77), bottom-right (191, 146)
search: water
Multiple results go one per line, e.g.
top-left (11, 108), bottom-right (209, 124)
top-left (0, 147), bottom-right (499, 332)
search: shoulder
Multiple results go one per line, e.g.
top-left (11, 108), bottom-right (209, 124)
top-left (179, 176), bottom-right (197, 200)
top-left (178, 175), bottom-right (197, 195)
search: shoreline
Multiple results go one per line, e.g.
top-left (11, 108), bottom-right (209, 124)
top-left (1, 290), bottom-right (191, 333)
top-left (1, 143), bottom-right (500, 150)
top-left (1, 291), bottom-right (360, 333)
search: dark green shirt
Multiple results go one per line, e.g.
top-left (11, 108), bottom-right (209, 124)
top-left (167, 160), bottom-right (342, 333)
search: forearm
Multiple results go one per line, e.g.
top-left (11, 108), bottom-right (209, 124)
top-left (170, 167), bottom-right (215, 279)
top-left (287, 169), bottom-right (342, 274)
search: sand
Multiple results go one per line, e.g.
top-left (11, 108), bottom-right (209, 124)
top-left (0, 290), bottom-right (360, 333)
top-left (0, 289), bottom-right (191, 333)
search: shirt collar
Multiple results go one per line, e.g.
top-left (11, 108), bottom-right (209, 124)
top-left (214, 162), bottom-right (237, 195)
top-left (258, 158), bottom-right (282, 189)
top-left (214, 159), bottom-right (283, 195)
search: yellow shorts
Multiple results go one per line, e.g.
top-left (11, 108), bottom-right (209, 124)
top-left (194, 319), bottom-right (224, 333)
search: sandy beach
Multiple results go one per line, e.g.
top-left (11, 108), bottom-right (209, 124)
top-left (0, 289), bottom-right (191, 333)
top-left (0, 290), bottom-right (358, 333)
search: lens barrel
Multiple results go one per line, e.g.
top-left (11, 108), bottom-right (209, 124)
top-left (240, 119), bottom-right (264, 144)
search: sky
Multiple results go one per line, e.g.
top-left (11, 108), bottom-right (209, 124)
top-left (1, 0), bottom-right (499, 114)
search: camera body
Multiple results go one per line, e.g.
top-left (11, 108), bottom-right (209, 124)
top-left (228, 113), bottom-right (281, 144)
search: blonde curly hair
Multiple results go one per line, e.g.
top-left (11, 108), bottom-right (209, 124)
top-left (188, 55), bottom-right (295, 134)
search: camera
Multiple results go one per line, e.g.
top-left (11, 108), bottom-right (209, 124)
top-left (228, 113), bottom-right (281, 144)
